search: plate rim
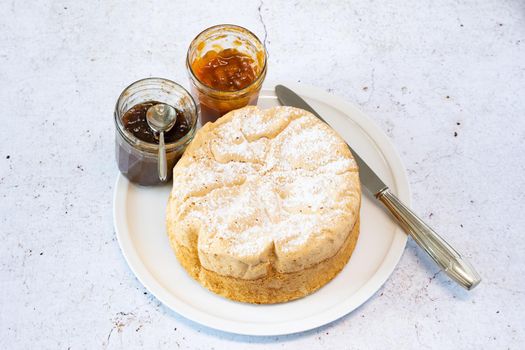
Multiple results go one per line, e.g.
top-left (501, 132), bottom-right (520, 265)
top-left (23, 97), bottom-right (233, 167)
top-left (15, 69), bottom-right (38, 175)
top-left (113, 83), bottom-right (410, 336)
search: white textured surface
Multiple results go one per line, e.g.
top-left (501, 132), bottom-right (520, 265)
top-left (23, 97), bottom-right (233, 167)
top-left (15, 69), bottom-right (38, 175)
top-left (1, 0), bottom-right (524, 349)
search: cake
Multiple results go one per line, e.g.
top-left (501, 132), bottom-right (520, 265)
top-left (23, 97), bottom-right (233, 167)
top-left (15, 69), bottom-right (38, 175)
top-left (166, 106), bottom-right (361, 304)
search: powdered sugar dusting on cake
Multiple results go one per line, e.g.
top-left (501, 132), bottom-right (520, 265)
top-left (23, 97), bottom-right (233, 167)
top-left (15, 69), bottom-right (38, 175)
top-left (169, 106), bottom-right (360, 278)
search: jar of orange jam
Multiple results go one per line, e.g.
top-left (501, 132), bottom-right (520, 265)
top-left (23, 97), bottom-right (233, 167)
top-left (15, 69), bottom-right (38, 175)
top-left (186, 24), bottom-right (267, 125)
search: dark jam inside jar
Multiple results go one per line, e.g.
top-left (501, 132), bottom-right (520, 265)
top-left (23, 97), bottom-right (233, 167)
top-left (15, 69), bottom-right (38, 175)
top-left (122, 101), bottom-right (190, 143)
top-left (117, 101), bottom-right (191, 186)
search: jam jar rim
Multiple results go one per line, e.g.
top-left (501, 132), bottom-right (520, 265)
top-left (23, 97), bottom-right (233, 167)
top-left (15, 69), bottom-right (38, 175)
top-left (186, 24), bottom-right (268, 96)
top-left (114, 77), bottom-right (198, 154)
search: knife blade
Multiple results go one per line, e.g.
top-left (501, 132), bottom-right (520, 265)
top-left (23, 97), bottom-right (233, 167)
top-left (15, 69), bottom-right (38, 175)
top-left (275, 84), bottom-right (481, 290)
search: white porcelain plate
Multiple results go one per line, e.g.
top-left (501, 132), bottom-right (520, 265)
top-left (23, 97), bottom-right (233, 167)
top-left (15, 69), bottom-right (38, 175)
top-left (113, 83), bottom-right (410, 336)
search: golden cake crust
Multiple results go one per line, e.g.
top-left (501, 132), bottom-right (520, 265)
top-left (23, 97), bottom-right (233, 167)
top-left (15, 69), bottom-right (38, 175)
top-left (166, 106), bottom-right (361, 303)
top-left (169, 216), bottom-right (359, 303)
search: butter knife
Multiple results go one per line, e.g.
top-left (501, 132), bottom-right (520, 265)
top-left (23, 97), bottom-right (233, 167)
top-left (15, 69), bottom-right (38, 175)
top-left (275, 84), bottom-right (481, 290)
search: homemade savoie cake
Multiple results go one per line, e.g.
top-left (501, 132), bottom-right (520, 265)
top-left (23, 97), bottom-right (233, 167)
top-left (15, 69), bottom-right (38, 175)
top-left (166, 106), bottom-right (361, 303)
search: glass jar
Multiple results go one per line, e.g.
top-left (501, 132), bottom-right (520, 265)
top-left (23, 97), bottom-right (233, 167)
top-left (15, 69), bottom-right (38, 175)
top-left (114, 78), bottom-right (198, 186)
top-left (186, 24), bottom-right (267, 125)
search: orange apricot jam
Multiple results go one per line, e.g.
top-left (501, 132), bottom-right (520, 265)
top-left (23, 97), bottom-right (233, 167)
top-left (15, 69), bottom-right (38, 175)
top-left (187, 25), bottom-right (267, 125)
top-left (189, 46), bottom-right (265, 124)
top-left (192, 48), bottom-right (258, 91)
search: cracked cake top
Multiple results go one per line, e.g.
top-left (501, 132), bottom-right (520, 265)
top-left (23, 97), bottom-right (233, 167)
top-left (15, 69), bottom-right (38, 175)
top-left (167, 106), bottom-right (361, 279)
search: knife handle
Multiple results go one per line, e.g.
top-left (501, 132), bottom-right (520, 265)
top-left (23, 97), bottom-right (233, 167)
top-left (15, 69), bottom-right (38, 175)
top-left (377, 188), bottom-right (481, 290)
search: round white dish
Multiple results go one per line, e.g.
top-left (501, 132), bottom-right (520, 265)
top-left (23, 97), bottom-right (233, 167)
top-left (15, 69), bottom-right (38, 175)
top-left (113, 83), bottom-right (410, 336)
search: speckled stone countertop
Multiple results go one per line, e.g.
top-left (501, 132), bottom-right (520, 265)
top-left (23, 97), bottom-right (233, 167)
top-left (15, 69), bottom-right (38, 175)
top-left (1, 1), bottom-right (524, 349)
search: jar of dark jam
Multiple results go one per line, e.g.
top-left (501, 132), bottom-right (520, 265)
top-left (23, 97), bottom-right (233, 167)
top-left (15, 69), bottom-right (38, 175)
top-left (186, 24), bottom-right (267, 125)
top-left (114, 78), bottom-right (198, 186)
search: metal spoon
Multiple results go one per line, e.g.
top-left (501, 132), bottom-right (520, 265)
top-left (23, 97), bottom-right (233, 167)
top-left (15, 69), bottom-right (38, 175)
top-left (146, 103), bottom-right (177, 182)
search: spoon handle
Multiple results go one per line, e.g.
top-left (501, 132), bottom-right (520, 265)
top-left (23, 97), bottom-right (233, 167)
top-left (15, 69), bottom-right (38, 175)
top-left (158, 131), bottom-right (167, 181)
